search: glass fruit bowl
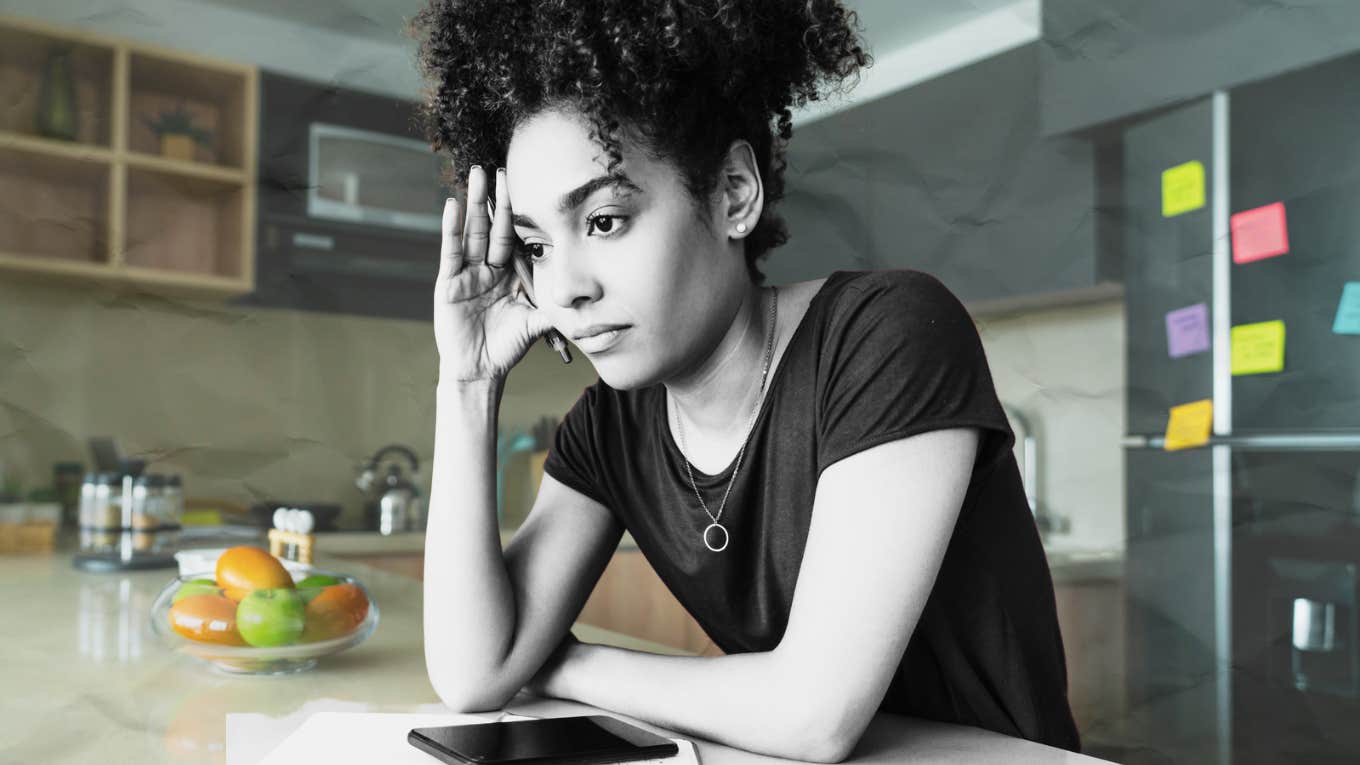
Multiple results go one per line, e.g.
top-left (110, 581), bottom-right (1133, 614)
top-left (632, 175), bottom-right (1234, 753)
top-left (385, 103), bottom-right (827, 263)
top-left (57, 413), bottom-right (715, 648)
top-left (149, 567), bottom-right (379, 675)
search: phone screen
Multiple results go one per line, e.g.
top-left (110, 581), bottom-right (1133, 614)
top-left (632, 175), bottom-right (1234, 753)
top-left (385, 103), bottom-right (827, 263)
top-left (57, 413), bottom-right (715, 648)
top-left (408, 715), bottom-right (678, 764)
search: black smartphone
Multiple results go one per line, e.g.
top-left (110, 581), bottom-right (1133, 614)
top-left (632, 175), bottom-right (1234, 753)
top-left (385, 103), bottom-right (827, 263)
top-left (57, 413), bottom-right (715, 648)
top-left (408, 714), bottom-right (680, 764)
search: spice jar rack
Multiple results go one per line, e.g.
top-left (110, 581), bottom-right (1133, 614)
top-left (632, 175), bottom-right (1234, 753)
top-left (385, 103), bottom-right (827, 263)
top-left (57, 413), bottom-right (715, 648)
top-left (73, 466), bottom-right (184, 572)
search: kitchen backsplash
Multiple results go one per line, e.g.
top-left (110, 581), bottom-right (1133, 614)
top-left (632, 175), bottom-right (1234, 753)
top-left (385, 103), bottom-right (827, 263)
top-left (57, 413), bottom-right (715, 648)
top-left (0, 278), bottom-right (596, 529)
top-left (0, 276), bottom-right (1125, 549)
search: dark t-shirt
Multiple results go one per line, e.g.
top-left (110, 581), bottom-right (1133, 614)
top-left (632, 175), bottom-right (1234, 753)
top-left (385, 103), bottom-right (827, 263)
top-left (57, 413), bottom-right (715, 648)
top-left (542, 268), bottom-right (1081, 752)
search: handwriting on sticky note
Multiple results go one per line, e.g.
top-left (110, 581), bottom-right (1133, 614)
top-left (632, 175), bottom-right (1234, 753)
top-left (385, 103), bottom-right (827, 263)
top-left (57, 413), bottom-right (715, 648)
top-left (1162, 161), bottom-right (1205, 217)
top-left (1334, 282), bottom-right (1360, 335)
top-left (1231, 202), bottom-right (1289, 264)
top-left (1166, 303), bottom-right (1210, 358)
top-left (1165, 400), bottom-right (1213, 451)
top-left (1231, 320), bottom-right (1286, 375)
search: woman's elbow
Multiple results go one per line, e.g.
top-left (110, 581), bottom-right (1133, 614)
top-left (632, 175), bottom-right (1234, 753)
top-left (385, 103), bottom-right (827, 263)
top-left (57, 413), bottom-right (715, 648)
top-left (784, 691), bottom-right (869, 762)
top-left (427, 669), bottom-right (515, 714)
top-left (794, 729), bottom-right (856, 764)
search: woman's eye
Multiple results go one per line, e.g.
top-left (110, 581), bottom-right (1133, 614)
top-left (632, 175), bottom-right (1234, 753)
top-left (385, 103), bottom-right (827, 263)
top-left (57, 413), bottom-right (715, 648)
top-left (518, 241), bottom-right (546, 261)
top-left (586, 213), bottom-right (626, 237)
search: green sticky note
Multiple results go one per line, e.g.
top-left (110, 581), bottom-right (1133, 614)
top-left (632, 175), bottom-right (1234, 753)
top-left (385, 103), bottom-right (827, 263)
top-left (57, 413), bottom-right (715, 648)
top-left (1162, 160), bottom-right (1206, 217)
top-left (1231, 320), bottom-right (1286, 375)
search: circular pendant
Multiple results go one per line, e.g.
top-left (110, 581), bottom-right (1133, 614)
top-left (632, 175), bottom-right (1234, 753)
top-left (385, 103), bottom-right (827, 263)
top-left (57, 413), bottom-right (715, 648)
top-left (702, 522), bottom-right (729, 552)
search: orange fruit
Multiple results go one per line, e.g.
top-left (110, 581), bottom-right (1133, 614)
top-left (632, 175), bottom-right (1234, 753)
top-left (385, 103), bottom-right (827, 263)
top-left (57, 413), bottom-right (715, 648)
top-left (168, 593), bottom-right (248, 646)
top-left (215, 546), bottom-right (293, 602)
top-left (301, 583), bottom-right (370, 642)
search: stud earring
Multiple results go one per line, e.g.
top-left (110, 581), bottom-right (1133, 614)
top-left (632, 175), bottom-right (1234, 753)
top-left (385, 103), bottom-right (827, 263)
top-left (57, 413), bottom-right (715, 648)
top-left (735, 222), bottom-right (748, 234)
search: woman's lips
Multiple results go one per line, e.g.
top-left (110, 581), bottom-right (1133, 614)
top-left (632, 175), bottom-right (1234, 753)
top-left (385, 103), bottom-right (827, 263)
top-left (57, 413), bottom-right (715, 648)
top-left (574, 326), bottom-right (629, 353)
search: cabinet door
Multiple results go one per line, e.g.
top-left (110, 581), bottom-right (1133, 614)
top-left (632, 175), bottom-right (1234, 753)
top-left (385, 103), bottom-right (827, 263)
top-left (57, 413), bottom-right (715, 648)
top-left (1041, 0), bottom-right (1360, 135)
top-left (1124, 446), bottom-right (1223, 763)
top-left (1229, 52), bottom-right (1360, 432)
top-left (774, 44), bottom-right (1103, 307)
top-left (1121, 98), bottom-right (1217, 436)
top-left (577, 551), bottom-right (723, 656)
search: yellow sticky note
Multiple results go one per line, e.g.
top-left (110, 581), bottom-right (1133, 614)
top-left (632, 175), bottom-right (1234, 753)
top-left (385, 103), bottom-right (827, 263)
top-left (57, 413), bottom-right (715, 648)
top-left (1231, 320), bottom-right (1286, 375)
top-left (1165, 399), bottom-right (1213, 451)
top-left (1162, 160), bottom-right (1206, 217)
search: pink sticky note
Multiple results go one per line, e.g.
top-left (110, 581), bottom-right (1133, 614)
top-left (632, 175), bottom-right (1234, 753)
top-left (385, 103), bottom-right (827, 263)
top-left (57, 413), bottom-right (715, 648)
top-left (1166, 303), bottom-right (1210, 358)
top-left (1231, 202), bottom-right (1289, 264)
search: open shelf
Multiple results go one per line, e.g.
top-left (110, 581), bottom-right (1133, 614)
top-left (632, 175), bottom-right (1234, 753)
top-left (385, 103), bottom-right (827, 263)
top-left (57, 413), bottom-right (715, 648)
top-left (128, 49), bottom-right (250, 170)
top-left (0, 21), bottom-right (114, 148)
top-left (0, 13), bottom-right (256, 297)
top-left (0, 145), bottom-right (110, 266)
top-left (124, 150), bottom-right (245, 184)
top-left (124, 167), bottom-right (246, 280)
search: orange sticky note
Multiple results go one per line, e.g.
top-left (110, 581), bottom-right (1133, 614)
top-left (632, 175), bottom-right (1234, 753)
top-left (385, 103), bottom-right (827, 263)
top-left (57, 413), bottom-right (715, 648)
top-left (1164, 399), bottom-right (1213, 451)
top-left (1231, 202), bottom-right (1289, 264)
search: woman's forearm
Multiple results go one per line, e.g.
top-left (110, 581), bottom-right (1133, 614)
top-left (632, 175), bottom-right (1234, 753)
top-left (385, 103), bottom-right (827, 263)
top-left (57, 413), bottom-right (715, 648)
top-left (551, 643), bottom-right (854, 762)
top-left (422, 376), bottom-right (519, 710)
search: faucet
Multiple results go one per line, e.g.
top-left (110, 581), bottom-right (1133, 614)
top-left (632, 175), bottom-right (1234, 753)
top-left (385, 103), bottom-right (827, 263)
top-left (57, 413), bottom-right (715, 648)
top-left (1001, 403), bottom-right (1070, 538)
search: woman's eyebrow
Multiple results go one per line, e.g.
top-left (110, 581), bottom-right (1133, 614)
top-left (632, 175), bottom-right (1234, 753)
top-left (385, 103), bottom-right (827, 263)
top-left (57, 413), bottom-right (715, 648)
top-left (511, 175), bottom-right (642, 230)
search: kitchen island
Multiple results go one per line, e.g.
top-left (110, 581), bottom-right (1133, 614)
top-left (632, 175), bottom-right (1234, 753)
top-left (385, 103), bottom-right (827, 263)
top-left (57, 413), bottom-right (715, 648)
top-left (0, 545), bottom-right (1109, 764)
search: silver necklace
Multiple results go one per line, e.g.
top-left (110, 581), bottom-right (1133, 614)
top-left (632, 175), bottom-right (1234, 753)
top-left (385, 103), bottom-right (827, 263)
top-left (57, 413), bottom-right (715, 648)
top-left (669, 286), bottom-right (777, 552)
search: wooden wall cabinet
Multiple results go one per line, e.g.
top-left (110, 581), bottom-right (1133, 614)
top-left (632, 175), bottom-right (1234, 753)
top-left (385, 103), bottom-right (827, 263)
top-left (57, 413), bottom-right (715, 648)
top-left (0, 14), bottom-right (257, 295)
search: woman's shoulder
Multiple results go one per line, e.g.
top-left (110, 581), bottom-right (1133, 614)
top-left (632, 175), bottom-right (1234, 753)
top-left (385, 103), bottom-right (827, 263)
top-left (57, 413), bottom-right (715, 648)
top-left (821, 268), bottom-right (958, 300)
top-left (812, 268), bottom-right (972, 332)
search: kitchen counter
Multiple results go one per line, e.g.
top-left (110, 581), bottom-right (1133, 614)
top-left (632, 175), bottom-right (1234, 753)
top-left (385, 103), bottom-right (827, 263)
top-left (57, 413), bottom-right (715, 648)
top-left (316, 526), bottom-right (642, 555)
top-left (317, 530), bottom-right (1119, 583)
top-left (1044, 547), bottom-right (1124, 584)
top-left (0, 545), bottom-right (1109, 764)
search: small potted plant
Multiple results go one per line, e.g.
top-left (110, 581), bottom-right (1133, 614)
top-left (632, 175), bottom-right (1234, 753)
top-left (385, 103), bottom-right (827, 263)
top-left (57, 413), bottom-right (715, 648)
top-left (141, 103), bottom-right (214, 162)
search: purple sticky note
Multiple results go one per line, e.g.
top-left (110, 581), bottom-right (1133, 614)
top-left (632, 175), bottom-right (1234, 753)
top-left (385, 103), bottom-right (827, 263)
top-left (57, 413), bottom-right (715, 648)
top-left (1166, 303), bottom-right (1211, 358)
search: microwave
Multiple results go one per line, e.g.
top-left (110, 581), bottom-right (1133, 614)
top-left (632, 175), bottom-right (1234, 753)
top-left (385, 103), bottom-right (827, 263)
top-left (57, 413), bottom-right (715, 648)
top-left (235, 70), bottom-right (449, 322)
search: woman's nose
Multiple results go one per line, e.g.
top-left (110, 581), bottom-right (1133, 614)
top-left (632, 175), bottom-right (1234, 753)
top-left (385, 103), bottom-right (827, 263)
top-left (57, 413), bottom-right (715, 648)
top-left (543, 250), bottom-right (602, 310)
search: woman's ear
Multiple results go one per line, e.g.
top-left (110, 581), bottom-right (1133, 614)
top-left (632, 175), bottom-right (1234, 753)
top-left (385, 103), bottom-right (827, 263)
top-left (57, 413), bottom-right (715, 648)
top-left (717, 139), bottom-right (763, 239)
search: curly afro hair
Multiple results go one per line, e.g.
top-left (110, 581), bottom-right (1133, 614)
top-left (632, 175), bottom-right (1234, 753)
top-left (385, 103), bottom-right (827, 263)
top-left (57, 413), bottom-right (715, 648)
top-left (408, 0), bottom-right (870, 284)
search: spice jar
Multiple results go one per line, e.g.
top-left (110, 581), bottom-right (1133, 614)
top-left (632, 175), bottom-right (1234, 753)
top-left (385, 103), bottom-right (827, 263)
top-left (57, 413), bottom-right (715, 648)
top-left (131, 475), bottom-right (163, 553)
top-left (78, 472), bottom-right (122, 554)
top-left (161, 475), bottom-right (183, 552)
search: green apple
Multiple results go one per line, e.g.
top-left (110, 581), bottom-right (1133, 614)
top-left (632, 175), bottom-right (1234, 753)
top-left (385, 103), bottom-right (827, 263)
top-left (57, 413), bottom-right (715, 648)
top-left (296, 574), bottom-right (342, 603)
top-left (235, 588), bottom-right (306, 647)
top-left (172, 578), bottom-right (220, 604)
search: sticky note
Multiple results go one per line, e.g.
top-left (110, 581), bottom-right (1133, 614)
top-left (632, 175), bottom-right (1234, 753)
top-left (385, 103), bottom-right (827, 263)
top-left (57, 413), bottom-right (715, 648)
top-left (1166, 303), bottom-right (1210, 358)
top-left (1165, 400), bottom-right (1213, 451)
top-left (1333, 282), bottom-right (1360, 335)
top-left (1231, 202), bottom-right (1289, 264)
top-left (1231, 320), bottom-right (1286, 375)
top-left (1162, 161), bottom-right (1205, 217)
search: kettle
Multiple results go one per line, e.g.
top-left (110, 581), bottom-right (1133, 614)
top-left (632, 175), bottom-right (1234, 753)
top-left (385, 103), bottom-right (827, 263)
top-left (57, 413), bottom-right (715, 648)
top-left (355, 444), bottom-right (423, 535)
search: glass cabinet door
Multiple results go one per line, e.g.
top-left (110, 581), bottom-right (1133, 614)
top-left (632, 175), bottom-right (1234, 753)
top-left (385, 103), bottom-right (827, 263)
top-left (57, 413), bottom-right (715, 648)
top-left (1123, 98), bottom-right (1217, 436)
top-left (1229, 52), bottom-right (1360, 433)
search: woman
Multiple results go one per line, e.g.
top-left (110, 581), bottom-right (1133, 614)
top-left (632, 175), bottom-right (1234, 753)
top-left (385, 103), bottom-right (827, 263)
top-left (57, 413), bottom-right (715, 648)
top-left (409, 1), bottom-right (1080, 761)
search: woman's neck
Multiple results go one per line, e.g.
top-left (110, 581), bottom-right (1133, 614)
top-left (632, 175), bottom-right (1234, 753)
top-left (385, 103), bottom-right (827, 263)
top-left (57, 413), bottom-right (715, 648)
top-left (665, 283), bottom-right (774, 440)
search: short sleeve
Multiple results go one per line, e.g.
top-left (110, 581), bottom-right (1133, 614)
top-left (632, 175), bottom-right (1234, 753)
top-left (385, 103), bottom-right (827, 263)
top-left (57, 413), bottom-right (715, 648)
top-left (541, 382), bottom-right (613, 508)
top-left (816, 270), bottom-right (1015, 478)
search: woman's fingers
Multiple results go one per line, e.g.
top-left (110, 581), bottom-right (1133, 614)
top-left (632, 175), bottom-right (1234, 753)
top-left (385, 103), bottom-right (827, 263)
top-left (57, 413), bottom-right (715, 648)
top-left (438, 197), bottom-right (464, 281)
top-left (463, 166), bottom-right (491, 265)
top-left (486, 168), bottom-right (517, 270)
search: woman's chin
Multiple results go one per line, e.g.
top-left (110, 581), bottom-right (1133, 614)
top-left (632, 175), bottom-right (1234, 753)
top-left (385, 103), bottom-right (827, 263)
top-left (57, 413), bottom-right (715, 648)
top-left (591, 360), bottom-right (660, 392)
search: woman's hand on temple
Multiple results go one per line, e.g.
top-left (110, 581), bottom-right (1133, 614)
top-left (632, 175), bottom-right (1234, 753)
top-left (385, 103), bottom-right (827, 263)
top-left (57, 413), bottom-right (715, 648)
top-left (433, 165), bottom-right (556, 385)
